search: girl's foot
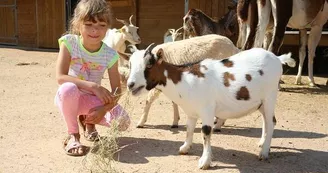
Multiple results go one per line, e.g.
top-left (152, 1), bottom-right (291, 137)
top-left (84, 124), bottom-right (99, 141)
top-left (63, 133), bottom-right (88, 156)
top-left (78, 115), bottom-right (99, 142)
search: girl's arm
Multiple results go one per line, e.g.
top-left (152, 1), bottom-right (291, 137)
top-left (108, 60), bottom-right (122, 101)
top-left (56, 43), bottom-right (98, 91)
top-left (85, 59), bottom-right (122, 124)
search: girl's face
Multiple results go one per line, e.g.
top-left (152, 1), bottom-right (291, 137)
top-left (80, 18), bottom-right (108, 49)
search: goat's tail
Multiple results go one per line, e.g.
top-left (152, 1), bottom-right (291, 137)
top-left (278, 52), bottom-right (296, 67)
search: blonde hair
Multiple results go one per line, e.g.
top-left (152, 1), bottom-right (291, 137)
top-left (69, 0), bottom-right (113, 35)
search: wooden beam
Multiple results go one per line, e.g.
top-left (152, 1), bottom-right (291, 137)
top-left (283, 31), bottom-right (328, 46)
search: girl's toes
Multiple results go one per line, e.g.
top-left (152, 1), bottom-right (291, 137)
top-left (78, 147), bottom-right (84, 155)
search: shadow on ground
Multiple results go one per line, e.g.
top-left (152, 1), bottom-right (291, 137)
top-left (114, 136), bottom-right (328, 172)
top-left (139, 125), bottom-right (327, 140)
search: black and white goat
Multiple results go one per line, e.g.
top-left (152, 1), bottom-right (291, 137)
top-left (126, 45), bottom-right (295, 169)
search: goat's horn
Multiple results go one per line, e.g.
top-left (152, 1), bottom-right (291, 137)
top-left (169, 29), bottom-right (175, 34)
top-left (129, 15), bottom-right (134, 25)
top-left (116, 18), bottom-right (129, 26)
top-left (145, 43), bottom-right (156, 54)
top-left (176, 26), bottom-right (183, 33)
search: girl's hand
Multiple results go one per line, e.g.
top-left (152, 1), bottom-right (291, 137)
top-left (91, 84), bottom-right (113, 104)
top-left (85, 105), bottom-right (107, 124)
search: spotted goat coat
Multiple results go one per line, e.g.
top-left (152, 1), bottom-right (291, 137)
top-left (126, 47), bottom-right (296, 169)
top-left (126, 35), bottom-right (240, 128)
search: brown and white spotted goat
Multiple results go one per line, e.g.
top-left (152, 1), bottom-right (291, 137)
top-left (125, 35), bottom-right (240, 128)
top-left (126, 46), bottom-right (296, 169)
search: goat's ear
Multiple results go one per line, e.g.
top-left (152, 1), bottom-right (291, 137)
top-left (126, 44), bottom-right (139, 53)
top-left (117, 51), bottom-right (131, 61)
top-left (156, 48), bottom-right (164, 64)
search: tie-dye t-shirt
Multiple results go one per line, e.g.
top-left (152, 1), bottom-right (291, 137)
top-left (58, 34), bottom-right (119, 85)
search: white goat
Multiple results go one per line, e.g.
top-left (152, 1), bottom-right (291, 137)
top-left (103, 15), bottom-right (141, 68)
top-left (126, 46), bottom-right (296, 169)
top-left (163, 27), bottom-right (184, 43)
top-left (120, 35), bottom-right (241, 128)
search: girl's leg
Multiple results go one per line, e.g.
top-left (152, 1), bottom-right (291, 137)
top-left (55, 82), bottom-right (87, 155)
top-left (55, 82), bottom-right (81, 134)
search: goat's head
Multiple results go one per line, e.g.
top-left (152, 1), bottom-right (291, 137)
top-left (116, 15), bottom-right (141, 44)
top-left (127, 43), bottom-right (166, 96)
top-left (183, 8), bottom-right (218, 36)
top-left (218, 2), bottom-right (238, 39)
top-left (183, 9), bottom-right (201, 36)
top-left (164, 27), bottom-right (184, 43)
top-left (171, 27), bottom-right (184, 41)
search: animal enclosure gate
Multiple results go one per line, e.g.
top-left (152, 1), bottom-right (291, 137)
top-left (0, 0), bottom-right (17, 45)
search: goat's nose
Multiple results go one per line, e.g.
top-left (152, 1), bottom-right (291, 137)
top-left (128, 82), bottom-right (135, 89)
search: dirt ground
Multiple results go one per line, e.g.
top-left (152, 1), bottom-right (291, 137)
top-left (0, 47), bottom-right (327, 173)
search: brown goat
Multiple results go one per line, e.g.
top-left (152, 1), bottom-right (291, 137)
top-left (183, 5), bottom-right (239, 44)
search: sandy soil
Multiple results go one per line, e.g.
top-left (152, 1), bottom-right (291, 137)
top-left (0, 47), bottom-right (327, 173)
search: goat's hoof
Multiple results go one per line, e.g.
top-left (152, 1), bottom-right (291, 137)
top-left (178, 151), bottom-right (188, 155)
top-left (258, 141), bottom-right (264, 148)
top-left (179, 144), bottom-right (190, 155)
top-left (309, 83), bottom-right (316, 87)
top-left (258, 152), bottom-right (269, 161)
top-left (171, 125), bottom-right (179, 128)
top-left (295, 80), bottom-right (302, 85)
top-left (213, 128), bottom-right (221, 133)
top-left (198, 156), bottom-right (211, 169)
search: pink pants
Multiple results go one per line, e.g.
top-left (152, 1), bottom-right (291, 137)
top-left (55, 82), bottom-right (130, 134)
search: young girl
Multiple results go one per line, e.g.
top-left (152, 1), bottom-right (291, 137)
top-left (55, 0), bottom-right (130, 156)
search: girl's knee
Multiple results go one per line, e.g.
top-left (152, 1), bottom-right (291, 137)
top-left (57, 82), bottom-right (80, 101)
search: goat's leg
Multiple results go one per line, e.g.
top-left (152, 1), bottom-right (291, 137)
top-left (213, 118), bottom-right (226, 132)
top-left (243, 0), bottom-right (259, 50)
top-left (295, 29), bottom-right (308, 85)
top-left (179, 116), bottom-right (197, 154)
top-left (137, 88), bottom-right (161, 128)
top-left (171, 102), bottom-right (180, 128)
top-left (263, 31), bottom-right (273, 50)
top-left (198, 108), bottom-right (215, 169)
top-left (258, 92), bottom-right (276, 160)
top-left (237, 21), bottom-right (247, 49)
top-left (253, 0), bottom-right (271, 48)
top-left (236, 0), bottom-right (248, 49)
top-left (307, 26), bottom-right (324, 87)
top-left (268, 0), bottom-right (292, 54)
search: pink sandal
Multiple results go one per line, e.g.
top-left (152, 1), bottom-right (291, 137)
top-left (63, 135), bottom-right (89, 156)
